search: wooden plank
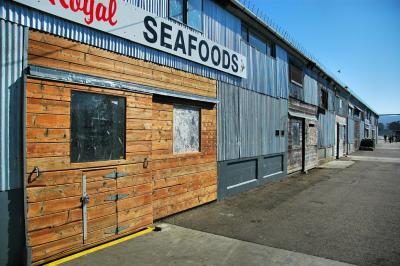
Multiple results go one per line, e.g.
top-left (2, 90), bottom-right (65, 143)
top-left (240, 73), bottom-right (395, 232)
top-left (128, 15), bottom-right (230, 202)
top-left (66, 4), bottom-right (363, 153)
top-left (28, 36), bottom-right (215, 94)
top-left (27, 183), bottom-right (81, 202)
top-left (87, 202), bottom-right (116, 220)
top-left (31, 234), bottom-right (82, 262)
top-left (86, 179), bottom-right (116, 195)
top-left (117, 194), bottom-right (152, 211)
top-left (126, 108), bottom-right (152, 120)
top-left (87, 213), bottom-right (117, 232)
top-left (27, 113), bottom-right (69, 129)
top-left (27, 209), bottom-right (81, 232)
top-left (27, 98), bottom-right (70, 115)
top-left (26, 81), bottom-right (71, 101)
top-left (27, 169), bottom-right (81, 187)
top-left (126, 119), bottom-right (152, 130)
top-left (116, 213), bottom-right (152, 235)
top-left (28, 220), bottom-right (82, 246)
top-left (126, 141), bottom-right (152, 153)
top-left (153, 162), bottom-right (217, 180)
top-left (27, 143), bottom-right (69, 158)
top-left (28, 196), bottom-right (81, 218)
top-left (126, 130), bottom-right (152, 141)
top-left (117, 204), bottom-right (152, 223)
top-left (116, 173), bottom-right (152, 189)
top-left (27, 128), bottom-right (70, 143)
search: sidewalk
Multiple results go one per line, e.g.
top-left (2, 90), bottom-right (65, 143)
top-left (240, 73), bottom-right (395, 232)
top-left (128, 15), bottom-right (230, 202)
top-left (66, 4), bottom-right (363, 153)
top-left (62, 223), bottom-right (353, 266)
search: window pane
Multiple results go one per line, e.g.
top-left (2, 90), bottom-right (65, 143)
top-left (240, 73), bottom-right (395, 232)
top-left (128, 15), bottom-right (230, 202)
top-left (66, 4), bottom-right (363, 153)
top-left (188, 0), bottom-right (202, 31)
top-left (241, 26), bottom-right (248, 41)
top-left (290, 64), bottom-right (303, 86)
top-left (249, 32), bottom-right (266, 53)
top-left (173, 105), bottom-right (200, 153)
top-left (170, 0), bottom-right (184, 22)
top-left (71, 91), bottom-right (125, 163)
top-left (292, 122), bottom-right (300, 146)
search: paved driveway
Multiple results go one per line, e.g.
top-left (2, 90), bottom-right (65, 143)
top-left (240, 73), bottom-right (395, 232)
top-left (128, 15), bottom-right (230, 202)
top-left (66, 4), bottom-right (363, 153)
top-left (164, 141), bottom-right (400, 266)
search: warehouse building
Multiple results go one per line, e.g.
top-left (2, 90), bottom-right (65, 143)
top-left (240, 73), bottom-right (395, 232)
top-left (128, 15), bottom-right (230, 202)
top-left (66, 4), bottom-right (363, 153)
top-left (0, 0), bottom-right (378, 265)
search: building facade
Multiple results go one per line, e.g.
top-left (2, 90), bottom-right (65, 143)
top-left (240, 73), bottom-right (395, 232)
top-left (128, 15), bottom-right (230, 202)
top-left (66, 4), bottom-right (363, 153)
top-left (0, 0), bottom-right (378, 265)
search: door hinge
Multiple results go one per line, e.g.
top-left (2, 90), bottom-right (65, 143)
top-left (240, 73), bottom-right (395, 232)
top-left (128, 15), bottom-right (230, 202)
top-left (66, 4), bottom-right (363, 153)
top-left (105, 193), bottom-right (129, 201)
top-left (103, 171), bottom-right (128, 179)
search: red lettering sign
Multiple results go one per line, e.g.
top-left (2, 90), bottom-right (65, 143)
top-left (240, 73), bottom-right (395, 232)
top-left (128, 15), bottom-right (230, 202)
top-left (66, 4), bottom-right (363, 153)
top-left (48, 0), bottom-right (117, 26)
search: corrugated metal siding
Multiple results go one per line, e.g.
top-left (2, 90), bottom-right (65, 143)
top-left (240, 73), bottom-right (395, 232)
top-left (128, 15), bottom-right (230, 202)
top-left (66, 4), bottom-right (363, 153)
top-left (0, 20), bottom-right (25, 191)
top-left (303, 71), bottom-right (318, 106)
top-left (217, 82), bottom-right (240, 161)
top-left (276, 46), bottom-right (289, 99)
top-left (217, 82), bottom-right (287, 161)
top-left (360, 121), bottom-right (365, 140)
top-left (204, 0), bottom-right (241, 52)
top-left (1, 0), bottom-right (289, 99)
top-left (348, 118), bottom-right (355, 144)
top-left (318, 111), bottom-right (335, 148)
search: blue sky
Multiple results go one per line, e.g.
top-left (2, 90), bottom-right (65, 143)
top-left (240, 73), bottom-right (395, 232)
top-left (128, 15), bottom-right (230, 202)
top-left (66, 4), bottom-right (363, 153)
top-left (247, 0), bottom-right (400, 114)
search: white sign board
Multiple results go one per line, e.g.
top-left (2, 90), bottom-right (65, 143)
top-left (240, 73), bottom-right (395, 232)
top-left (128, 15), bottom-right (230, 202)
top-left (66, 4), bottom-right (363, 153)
top-left (13, 0), bottom-right (247, 78)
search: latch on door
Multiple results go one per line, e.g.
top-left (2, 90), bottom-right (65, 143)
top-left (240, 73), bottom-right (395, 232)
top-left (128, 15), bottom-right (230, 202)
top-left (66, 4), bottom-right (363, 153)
top-left (80, 195), bottom-right (90, 205)
top-left (103, 171), bottom-right (128, 179)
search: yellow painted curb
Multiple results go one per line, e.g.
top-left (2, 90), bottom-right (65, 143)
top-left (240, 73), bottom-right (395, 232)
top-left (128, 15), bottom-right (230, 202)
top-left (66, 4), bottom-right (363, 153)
top-left (44, 227), bottom-right (154, 266)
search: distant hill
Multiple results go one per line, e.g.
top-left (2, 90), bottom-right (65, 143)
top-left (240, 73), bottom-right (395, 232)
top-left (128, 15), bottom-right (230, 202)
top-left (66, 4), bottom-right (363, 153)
top-left (379, 115), bottom-right (400, 125)
top-left (379, 114), bottom-right (400, 135)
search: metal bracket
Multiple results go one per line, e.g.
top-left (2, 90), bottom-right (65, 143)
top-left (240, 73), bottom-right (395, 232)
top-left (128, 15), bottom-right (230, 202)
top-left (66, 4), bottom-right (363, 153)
top-left (105, 225), bottom-right (129, 234)
top-left (105, 193), bottom-right (129, 201)
top-left (103, 171), bottom-right (128, 179)
top-left (33, 166), bottom-right (40, 177)
top-left (82, 175), bottom-right (88, 242)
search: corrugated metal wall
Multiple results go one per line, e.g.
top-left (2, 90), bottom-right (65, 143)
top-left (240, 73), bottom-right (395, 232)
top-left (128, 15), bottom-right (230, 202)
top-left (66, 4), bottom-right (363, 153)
top-left (217, 82), bottom-right (240, 161)
top-left (348, 118), bottom-right (355, 144)
top-left (318, 111), bottom-right (336, 148)
top-left (218, 82), bottom-right (287, 161)
top-left (360, 121), bottom-right (365, 140)
top-left (0, 20), bottom-right (26, 191)
top-left (303, 71), bottom-right (318, 106)
top-left (1, 0), bottom-right (289, 99)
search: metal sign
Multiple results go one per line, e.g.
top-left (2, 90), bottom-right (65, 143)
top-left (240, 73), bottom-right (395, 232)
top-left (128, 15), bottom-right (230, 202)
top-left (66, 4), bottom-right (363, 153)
top-left (13, 0), bottom-right (247, 78)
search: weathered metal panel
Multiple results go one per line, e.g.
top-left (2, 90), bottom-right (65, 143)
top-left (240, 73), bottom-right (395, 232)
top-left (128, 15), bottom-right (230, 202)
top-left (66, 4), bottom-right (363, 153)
top-left (217, 82), bottom-right (240, 161)
top-left (318, 111), bottom-right (336, 148)
top-left (217, 82), bottom-right (287, 161)
top-left (239, 88), bottom-right (287, 158)
top-left (276, 45), bottom-right (289, 99)
top-left (0, 20), bottom-right (25, 191)
top-left (348, 118), bottom-right (355, 144)
top-left (217, 153), bottom-right (286, 199)
top-left (303, 71), bottom-right (318, 106)
top-left (203, 0), bottom-right (241, 52)
top-left (0, 0), bottom-right (290, 99)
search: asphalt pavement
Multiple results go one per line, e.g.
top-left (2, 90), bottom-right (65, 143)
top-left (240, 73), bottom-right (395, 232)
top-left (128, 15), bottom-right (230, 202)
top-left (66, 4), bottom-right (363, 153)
top-left (62, 140), bottom-right (400, 266)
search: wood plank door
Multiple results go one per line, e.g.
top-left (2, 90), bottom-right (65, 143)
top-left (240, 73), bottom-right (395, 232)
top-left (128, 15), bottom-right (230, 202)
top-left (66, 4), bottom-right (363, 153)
top-left (83, 168), bottom-right (119, 244)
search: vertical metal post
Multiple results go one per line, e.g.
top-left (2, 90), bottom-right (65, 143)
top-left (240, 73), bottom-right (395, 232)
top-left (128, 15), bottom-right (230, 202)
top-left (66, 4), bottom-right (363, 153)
top-left (82, 175), bottom-right (87, 242)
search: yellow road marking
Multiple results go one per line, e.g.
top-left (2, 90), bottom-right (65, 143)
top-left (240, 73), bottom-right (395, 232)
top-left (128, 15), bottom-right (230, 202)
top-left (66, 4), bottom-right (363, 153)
top-left (44, 227), bottom-right (154, 266)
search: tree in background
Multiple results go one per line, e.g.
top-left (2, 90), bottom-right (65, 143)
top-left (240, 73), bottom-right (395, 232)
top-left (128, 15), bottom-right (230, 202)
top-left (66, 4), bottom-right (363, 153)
top-left (388, 121), bottom-right (400, 131)
top-left (378, 122), bottom-right (385, 132)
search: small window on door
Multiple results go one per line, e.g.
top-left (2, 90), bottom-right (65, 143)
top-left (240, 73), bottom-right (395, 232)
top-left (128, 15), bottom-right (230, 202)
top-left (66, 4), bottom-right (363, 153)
top-left (173, 105), bottom-right (200, 153)
top-left (292, 122), bottom-right (300, 147)
top-left (71, 91), bottom-right (126, 163)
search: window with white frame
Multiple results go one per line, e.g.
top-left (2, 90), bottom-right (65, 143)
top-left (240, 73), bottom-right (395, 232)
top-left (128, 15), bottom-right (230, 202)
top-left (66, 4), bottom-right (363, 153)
top-left (173, 105), bottom-right (200, 153)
